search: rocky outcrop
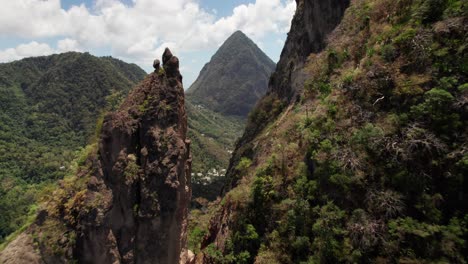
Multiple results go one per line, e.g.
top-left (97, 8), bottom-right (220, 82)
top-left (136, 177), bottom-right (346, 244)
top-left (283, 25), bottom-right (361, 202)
top-left (0, 233), bottom-right (42, 264)
top-left (75, 48), bottom-right (191, 264)
top-left (269, 0), bottom-right (350, 101)
top-left (0, 49), bottom-right (192, 264)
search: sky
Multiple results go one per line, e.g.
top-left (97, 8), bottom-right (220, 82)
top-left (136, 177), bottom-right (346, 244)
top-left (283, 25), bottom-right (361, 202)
top-left (0, 0), bottom-right (296, 87)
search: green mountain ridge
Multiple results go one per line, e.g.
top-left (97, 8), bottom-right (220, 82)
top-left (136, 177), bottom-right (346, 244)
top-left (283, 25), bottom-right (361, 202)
top-left (0, 52), bottom-right (147, 242)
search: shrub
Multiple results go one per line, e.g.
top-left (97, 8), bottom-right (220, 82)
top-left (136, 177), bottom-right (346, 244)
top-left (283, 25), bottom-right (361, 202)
top-left (124, 154), bottom-right (140, 185)
top-left (188, 226), bottom-right (206, 253)
top-left (236, 157), bottom-right (252, 174)
top-left (311, 202), bottom-right (347, 262)
top-left (347, 209), bottom-right (383, 252)
top-left (294, 164), bottom-right (318, 201)
top-left (204, 243), bottom-right (224, 262)
top-left (387, 216), bottom-right (467, 262)
top-left (351, 123), bottom-right (384, 150)
top-left (413, 0), bottom-right (445, 24)
top-left (381, 44), bottom-right (398, 62)
top-left (443, 0), bottom-right (468, 17)
top-left (458, 83), bottom-right (468, 92)
top-left (394, 27), bottom-right (417, 47)
top-left (291, 236), bottom-right (311, 261)
top-left (366, 190), bottom-right (405, 219)
top-left (231, 224), bottom-right (260, 263)
top-left (411, 88), bottom-right (460, 133)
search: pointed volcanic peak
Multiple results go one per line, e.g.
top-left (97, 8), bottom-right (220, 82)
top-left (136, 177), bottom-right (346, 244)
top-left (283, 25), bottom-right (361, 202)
top-left (186, 30), bottom-right (276, 117)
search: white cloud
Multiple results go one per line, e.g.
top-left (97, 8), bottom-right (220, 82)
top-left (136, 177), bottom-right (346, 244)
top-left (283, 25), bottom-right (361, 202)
top-left (0, 0), bottom-right (296, 85)
top-left (0, 41), bottom-right (55, 62)
top-left (58, 38), bottom-right (82, 52)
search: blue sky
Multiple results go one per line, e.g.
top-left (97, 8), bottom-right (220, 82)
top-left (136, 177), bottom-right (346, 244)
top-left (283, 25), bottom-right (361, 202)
top-left (0, 0), bottom-right (296, 87)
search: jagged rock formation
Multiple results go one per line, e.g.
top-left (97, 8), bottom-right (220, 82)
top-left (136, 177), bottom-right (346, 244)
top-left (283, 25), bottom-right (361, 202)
top-left (75, 48), bottom-right (191, 263)
top-left (269, 0), bottom-right (350, 101)
top-left (186, 31), bottom-right (276, 117)
top-left (0, 49), bottom-right (192, 264)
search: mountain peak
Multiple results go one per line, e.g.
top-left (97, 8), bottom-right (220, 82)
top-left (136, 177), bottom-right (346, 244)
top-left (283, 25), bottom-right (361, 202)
top-left (186, 30), bottom-right (276, 117)
top-left (229, 30), bottom-right (248, 39)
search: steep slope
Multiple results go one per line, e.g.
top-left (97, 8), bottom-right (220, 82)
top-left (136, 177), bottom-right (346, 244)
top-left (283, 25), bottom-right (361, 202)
top-left (0, 53), bottom-right (146, 243)
top-left (194, 0), bottom-right (467, 263)
top-left (186, 31), bottom-right (276, 117)
top-left (0, 49), bottom-right (192, 263)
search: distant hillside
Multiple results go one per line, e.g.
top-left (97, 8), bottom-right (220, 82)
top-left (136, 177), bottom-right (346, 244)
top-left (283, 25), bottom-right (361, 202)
top-left (186, 101), bottom-right (244, 200)
top-left (186, 31), bottom-right (276, 117)
top-left (0, 52), bottom-right (146, 242)
top-left (186, 32), bottom-right (276, 200)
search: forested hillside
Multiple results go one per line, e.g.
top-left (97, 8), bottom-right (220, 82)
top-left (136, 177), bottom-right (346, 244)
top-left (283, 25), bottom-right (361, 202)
top-left (193, 0), bottom-right (468, 263)
top-left (0, 52), bottom-right (146, 243)
top-left (187, 100), bottom-right (244, 200)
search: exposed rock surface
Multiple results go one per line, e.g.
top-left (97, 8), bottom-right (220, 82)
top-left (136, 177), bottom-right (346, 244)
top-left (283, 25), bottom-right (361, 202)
top-left (75, 48), bottom-right (191, 264)
top-left (0, 233), bottom-right (42, 264)
top-left (269, 0), bottom-right (350, 101)
top-left (0, 49), bottom-right (192, 264)
top-left (224, 0), bottom-right (351, 191)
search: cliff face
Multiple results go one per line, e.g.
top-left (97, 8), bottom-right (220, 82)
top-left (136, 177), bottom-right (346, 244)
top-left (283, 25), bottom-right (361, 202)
top-left (220, 0), bottom-right (350, 194)
top-left (0, 49), bottom-right (192, 264)
top-left (269, 0), bottom-right (350, 101)
top-left (76, 48), bottom-right (191, 263)
top-left (221, 0), bottom-right (351, 190)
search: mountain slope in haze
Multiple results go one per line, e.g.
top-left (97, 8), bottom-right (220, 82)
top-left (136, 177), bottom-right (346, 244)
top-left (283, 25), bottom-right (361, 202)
top-left (0, 52), bottom-right (146, 243)
top-left (186, 101), bottom-right (244, 200)
top-left (192, 0), bottom-right (468, 263)
top-left (186, 32), bottom-right (275, 200)
top-left (186, 31), bottom-right (276, 117)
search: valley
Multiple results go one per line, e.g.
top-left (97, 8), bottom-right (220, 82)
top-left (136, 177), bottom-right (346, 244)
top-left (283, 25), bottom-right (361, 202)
top-left (0, 0), bottom-right (467, 263)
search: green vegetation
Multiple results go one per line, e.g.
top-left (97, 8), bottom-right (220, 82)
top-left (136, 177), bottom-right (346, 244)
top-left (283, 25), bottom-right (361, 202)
top-left (198, 0), bottom-right (468, 262)
top-left (187, 99), bottom-right (245, 200)
top-left (186, 31), bottom-right (274, 202)
top-left (0, 52), bottom-right (146, 243)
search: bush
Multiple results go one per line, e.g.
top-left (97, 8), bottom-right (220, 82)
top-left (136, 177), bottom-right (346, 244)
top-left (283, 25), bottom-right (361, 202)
top-left (188, 226), bottom-right (206, 253)
top-left (351, 123), bottom-right (384, 150)
top-left (381, 44), bottom-right (398, 62)
top-left (311, 202), bottom-right (347, 263)
top-left (413, 0), bottom-right (446, 24)
top-left (411, 88), bottom-right (460, 133)
top-left (236, 157), bottom-right (252, 174)
top-left (387, 216), bottom-right (467, 262)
